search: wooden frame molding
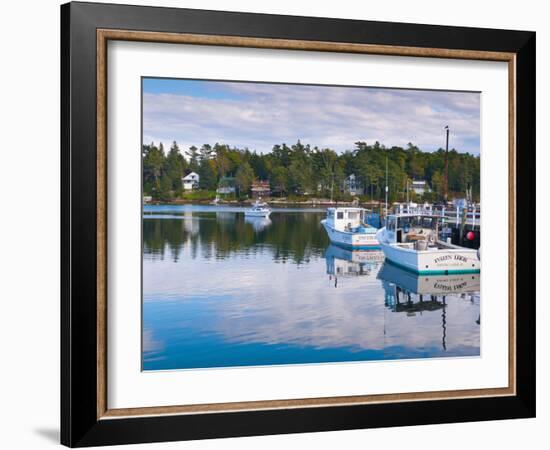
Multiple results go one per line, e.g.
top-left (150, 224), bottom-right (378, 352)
top-left (96, 29), bottom-right (517, 420)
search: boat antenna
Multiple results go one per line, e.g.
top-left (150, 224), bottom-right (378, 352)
top-left (444, 125), bottom-right (449, 204)
top-left (385, 155), bottom-right (388, 218)
top-left (406, 177), bottom-right (409, 213)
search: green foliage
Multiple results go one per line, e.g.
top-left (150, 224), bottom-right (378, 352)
top-left (181, 190), bottom-right (217, 201)
top-left (185, 145), bottom-right (199, 172)
top-left (235, 161), bottom-right (254, 196)
top-left (165, 141), bottom-right (186, 196)
top-left (143, 139), bottom-right (480, 202)
top-left (198, 159), bottom-right (218, 190)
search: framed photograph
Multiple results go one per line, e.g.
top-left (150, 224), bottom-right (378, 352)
top-left (61, 1), bottom-right (535, 447)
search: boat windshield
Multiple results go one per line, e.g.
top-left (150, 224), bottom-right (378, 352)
top-left (398, 216), bottom-right (437, 229)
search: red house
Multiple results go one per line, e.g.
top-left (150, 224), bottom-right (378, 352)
top-left (250, 179), bottom-right (271, 199)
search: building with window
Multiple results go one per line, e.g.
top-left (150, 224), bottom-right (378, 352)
top-left (217, 176), bottom-right (236, 195)
top-left (411, 179), bottom-right (430, 196)
top-left (344, 174), bottom-right (364, 196)
top-left (250, 179), bottom-right (271, 199)
top-left (182, 172), bottom-right (200, 190)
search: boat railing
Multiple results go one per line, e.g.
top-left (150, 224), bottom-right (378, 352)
top-left (392, 204), bottom-right (481, 228)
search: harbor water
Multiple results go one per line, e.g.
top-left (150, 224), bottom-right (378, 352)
top-left (143, 205), bottom-right (480, 371)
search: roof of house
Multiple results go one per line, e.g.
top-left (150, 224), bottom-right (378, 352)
top-left (218, 176), bottom-right (236, 187)
top-left (251, 179), bottom-right (270, 187)
top-left (183, 172), bottom-right (199, 180)
top-left (251, 181), bottom-right (270, 191)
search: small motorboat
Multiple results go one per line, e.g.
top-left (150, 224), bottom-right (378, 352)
top-left (244, 199), bottom-right (271, 218)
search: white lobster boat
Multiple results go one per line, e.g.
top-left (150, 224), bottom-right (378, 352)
top-left (321, 207), bottom-right (379, 250)
top-left (376, 213), bottom-right (480, 275)
top-left (244, 199), bottom-right (271, 218)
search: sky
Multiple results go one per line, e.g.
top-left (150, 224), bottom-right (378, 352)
top-left (142, 78), bottom-right (480, 155)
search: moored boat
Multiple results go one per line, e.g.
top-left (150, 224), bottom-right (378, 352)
top-left (376, 213), bottom-right (480, 275)
top-left (321, 207), bottom-right (379, 250)
top-left (244, 199), bottom-right (271, 218)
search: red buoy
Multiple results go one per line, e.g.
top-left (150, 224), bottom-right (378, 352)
top-left (466, 231), bottom-right (475, 241)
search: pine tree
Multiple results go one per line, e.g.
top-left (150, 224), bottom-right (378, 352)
top-left (185, 146), bottom-right (199, 172)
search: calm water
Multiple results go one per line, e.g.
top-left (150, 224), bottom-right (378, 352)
top-left (142, 205), bottom-right (480, 371)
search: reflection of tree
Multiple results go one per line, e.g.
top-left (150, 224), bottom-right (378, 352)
top-left (143, 212), bottom-right (329, 264)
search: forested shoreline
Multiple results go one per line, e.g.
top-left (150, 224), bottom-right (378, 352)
top-left (142, 140), bottom-right (480, 203)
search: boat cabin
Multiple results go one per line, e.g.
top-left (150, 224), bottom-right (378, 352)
top-left (385, 214), bottom-right (440, 249)
top-left (325, 207), bottom-right (372, 233)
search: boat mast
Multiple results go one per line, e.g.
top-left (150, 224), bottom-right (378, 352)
top-left (406, 177), bottom-right (409, 212)
top-left (444, 125), bottom-right (449, 203)
top-left (385, 155), bottom-right (388, 218)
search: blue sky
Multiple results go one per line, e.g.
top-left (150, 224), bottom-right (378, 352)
top-left (142, 78), bottom-right (480, 155)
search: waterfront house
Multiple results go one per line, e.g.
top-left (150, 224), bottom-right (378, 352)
top-left (250, 179), bottom-right (271, 199)
top-left (411, 179), bottom-right (430, 196)
top-left (217, 176), bottom-right (236, 195)
top-left (344, 174), bottom-right (364, 196)
top-left (182, 172), bottom-right (200, 190)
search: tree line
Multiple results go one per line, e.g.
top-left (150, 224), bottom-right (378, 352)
top-left (142, 140), bottom-right (480, 202)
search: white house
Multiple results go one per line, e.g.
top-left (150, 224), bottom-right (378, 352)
top-left (411, 179), bottom-right (429, 196)
top-left (344, 174), bottom-right (364, 196)
top-left (182, 172), bottom-right (200, 190)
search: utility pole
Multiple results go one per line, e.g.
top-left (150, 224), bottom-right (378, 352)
top-left (444, 125), bottom-right (449, 204)
top-left (406, 177), bottom-right (409, 212)
top-left (385, 156), bottom-right (388, 218)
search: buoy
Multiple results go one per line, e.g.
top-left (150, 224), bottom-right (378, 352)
top-left (466, 231), bottom-right (475, 241)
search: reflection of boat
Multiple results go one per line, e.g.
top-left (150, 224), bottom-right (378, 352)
top-left (244, 199), bottom-right (271, 218)
top-left (378, 262), bottom-right (480, 352)
top-left (325, 245), bottom-right (384, 282)
top-left (378, 261), bottom-right (480, 317)
top-left (321, 207), bottom-right (379, 249)
top-left (378, 261), bottom-right (480, 295)
top-left (244, 216), bottom-right (272, 232)
top-left (376, 213), bottom-right (480, 274)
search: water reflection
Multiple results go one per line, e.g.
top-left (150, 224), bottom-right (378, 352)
top-left (378, 263), bottom-right (481, 351)
top-left (143, 206), bottom-right (480, 370)
top-left (143, 207), bottom-right (326, 264)
top-left (325, 245), bottom-right (385, 287)
top-left (244, 216), bottom-right (272, 232)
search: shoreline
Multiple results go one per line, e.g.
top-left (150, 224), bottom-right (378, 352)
top-left (144, 198), bottom-right (385, 209)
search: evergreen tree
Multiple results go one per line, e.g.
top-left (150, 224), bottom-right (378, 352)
top-left (185, 145), bottom-right (199, 172)
top-left (198, 158), bottom-right (218, 190)
top-left (235, 161), bottom-right (255, 197)
top-left (143, 138), bottom-right (480, 203)
top-left (165, 141), bottom-right (185, 195)
top-left (143, 142), bottom-right (166, 199)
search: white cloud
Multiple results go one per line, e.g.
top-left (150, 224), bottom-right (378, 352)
top-left (143, 82), bottom-right (480, 154)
